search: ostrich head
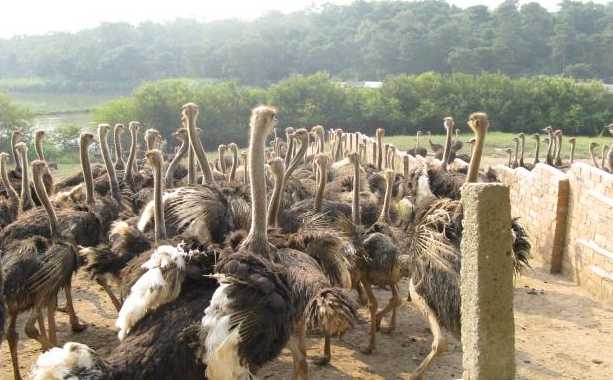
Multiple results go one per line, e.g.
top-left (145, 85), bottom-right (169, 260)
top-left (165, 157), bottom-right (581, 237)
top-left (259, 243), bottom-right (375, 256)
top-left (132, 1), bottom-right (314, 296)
top-left (505, 148), bottom-right (513, 155)
top-left (268, 157), bottom-right (284, 179)
top-left (443, 117), bottom-right (454, 130)
top-left (569, 137), bottom-right (576, 145)
top-left (173, 127), bottom-right (188, 142)
top-left (228, 142), bottom-right (238, 155)
top-left (314, 153), bottom-right (329, 170)
top-left (466, 137), bottom-right (476, 144)
top-left (128, 121), bottom-right (141, 134)
top-left (80, 132), bottom-right (95, 148)
top-left (376, 128), bottom-right (385, 138)
top-left (34, 129), bottom-right (46, 141)
top-left (532, 133), bottom-right (540, 141)
top-left (348, 151), bottom-right (359, 165)
top-left (608, 123), bottom-right (613, 136)
top-left (145, 149), bottom-right (164, 169)
top-left (417, 130), bottom-right (422, 137)
top-left (0, 152), bottom-right (9, 165)
top-left (98, 123), bottom-right (111, 140)
top-left (518, 132), bottom-right (524, 141)
top-left (250, 105), bottom-right (278, 137)
top-left (145, 129), bottom-right (162, 150)
top-left (182, 102), bottom-right (199, 123)
top-left (467, 112), bottom-right (489, 136)
top-left (114, 123), bottom-right (125, 136)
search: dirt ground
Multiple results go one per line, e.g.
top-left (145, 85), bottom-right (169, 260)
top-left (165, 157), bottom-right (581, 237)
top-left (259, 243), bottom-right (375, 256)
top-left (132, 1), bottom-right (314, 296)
top-left (1, 260), bottom-right (612, 380)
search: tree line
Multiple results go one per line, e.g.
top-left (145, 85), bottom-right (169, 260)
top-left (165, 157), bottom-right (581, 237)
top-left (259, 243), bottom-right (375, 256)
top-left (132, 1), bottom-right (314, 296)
top-left (1, 0), bottom-right (612, 90)
top-left (93, 72), bottom-right (613, 150)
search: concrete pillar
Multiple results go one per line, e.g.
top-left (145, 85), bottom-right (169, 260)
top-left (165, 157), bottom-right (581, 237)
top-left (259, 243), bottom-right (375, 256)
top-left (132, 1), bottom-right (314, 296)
top-left (460, 183), bottom-right (515, 380)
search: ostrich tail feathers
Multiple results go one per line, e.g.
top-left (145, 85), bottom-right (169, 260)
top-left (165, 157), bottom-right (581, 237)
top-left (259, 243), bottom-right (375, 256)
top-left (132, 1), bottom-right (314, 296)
top-left (511, 217), bottom-right (531, 275)
top-left (306, 287), bottom-right (359, 337)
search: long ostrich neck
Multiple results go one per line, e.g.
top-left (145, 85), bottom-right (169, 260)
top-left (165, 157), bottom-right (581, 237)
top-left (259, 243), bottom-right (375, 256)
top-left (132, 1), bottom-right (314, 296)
top-left (164, 138), bottom-right (188, 188)
top-left (18, 149), bottom-right (32, 213)
top-left (467, 130), bottom-right (486, 183)
top-left (590, 145), bottom-right (600, 167)
top-left (187, 115), bottom-right (214, 184)
top-left (513, 140), bottom-right (519, 165)
top-left (284, 138), bottom-right (307, 183)
top-left (80, 138), bottom-right (95, 207)
top-left (376, 133), bottom-right (383, 170)
top-left (556, 135), bottom-right (563, 163)
top-left (114, 129), bottom-right (124, 165)
top-left (441, 125), bottom-right (453, 171)
top-left (125, 126), bottom-right (138, 186)
top-left (507, 151), bottom-right (512, 167)
top-left (187, 146), bottom-right (195, 185)
top-left (378, 172), bottom-right (393, 223)
top-left (601, 146), bottom-right (608, 169)
top-left (99, 131), bottom-right (122, 202)
top-left (242, 154), bottom-right (248, 184)
top-left (318, 132), bottom-right (324, 154)
top-left (314, 161), bottom-right (327, 212)
top-left (519, 136), bottom-right (525, 164)
top-left (371, 140), bottom-right (377, 166)
top-left (153, 157), bottom-right (166, 244)
top-left (229, 147), bottom-right (238, 182)
top-left (546, 132), bottom-right (553, 164)
top-left (218, 148), bottom-right (226, 174)
top-left (35, 135), bottom-right (45, 161)
top-left (352, 158), bottom-right (360, 225)
top-left (284, 136), bottom-right (294, 169)
top-left (569, 141), bottom-right (576, 164)
top-left (11, 133), bottom-right (21, 172)
top-left (607, 146), bottom-right (613, 172)
top-left (415, 133), bottom-right (420, 150)
top-left (32, 164), bottom-right (59, 239)
top-left (0, 157), bottom-right (18, 202)
top-left (247, 125), bottom-right (269, 252)
top-left (267, 165), bottom-right (284, 228)
top-left (534, 136), bottom-right (540, 164)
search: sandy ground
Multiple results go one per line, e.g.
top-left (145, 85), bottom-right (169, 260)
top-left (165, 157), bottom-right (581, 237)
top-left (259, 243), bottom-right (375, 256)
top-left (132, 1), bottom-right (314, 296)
top-left (1, 261), bottom-right (612, 380)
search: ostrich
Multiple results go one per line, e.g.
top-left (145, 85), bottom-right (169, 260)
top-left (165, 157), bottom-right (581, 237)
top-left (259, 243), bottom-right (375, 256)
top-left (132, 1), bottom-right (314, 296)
top-left (113, 123), bottom-right (126, 171)
top-left (227, 142), bottom-right (239, 182)
top-left (532, 133), bottom-right (541, 166)
top-left (601, 144), bottom-right (609, 171)
top-left (505, 148), bottom-right (513, 167)
top-left (439, 117), bottom-right (456, 170)
top-left (407, 131), bottom-right (428, 157)
top-left (33, 129), bottom-right (55, 196)
top-left (554, 129), bottom-right (562, 167)
top-left (3, 159), bottom-right (84, 380)
top-left (202, 105), bottom-right (356, 380)
top-left (124, 121), bottom-right (141, 189)
top-left (164, 127), bottom-right (189, 189)
top-left (0, 152), bottom-right (19, 228)
top-left (398, 112), bottom-right (530, 379)
top-left (511, 137), bottom-right (520, 168)
top-left (427, 131), bottom-right (443, 157)
top-left (543, 126), bottom-right (554, 165)
top-left (9, 130), bottom-right (23, 180)
top-left (15, 143), bottom-right (34, 213)
top-left (518, 132), bottom-right (526, 168)
top-left (568, 137), bottom-right (576, 165)
top-left (33, 163), bottom-right (219, 379)
top-left (589, 142), bottom-right (600, 168)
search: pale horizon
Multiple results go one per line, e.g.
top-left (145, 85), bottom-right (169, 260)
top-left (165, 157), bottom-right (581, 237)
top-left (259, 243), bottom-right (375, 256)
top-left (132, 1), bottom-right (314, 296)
top-left (1, 0), bottom-right (610, 39)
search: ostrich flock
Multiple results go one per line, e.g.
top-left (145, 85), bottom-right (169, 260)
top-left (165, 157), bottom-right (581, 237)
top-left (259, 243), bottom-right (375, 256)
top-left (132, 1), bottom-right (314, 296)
top-left (0, 103), bottom-right (534, 380)
top-left (499, 124), bottom-right (613, 172)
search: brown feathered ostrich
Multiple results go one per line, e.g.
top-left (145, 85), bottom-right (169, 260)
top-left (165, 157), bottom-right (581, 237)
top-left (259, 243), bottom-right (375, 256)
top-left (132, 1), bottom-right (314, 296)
top-left (397, 113), bottom-right (531, 379)
top-left (407, 131), bottom-right (428, 157)
top-left (15, 142), bottom-right (35, 213)
top-left (543, 126), bottom-right (554, 165)
top-left (8, 130), bottom-right (23, 180)
top-left (0, 152), bottom-right (19, 228)
top-left (32, 152), bottom-right (220, 380)
top-left (505, 147), bottom-right (513, 167)
top-left (2, 159), bottom-right (85, 380)
top-left (517, 132), bottom-right (526, 168)
top-left (532, 133), bottom-right (541, 166)
top-left (427, 131), bottom-right (443, 158)
top-left (203, 106), bottom-right (356, 380)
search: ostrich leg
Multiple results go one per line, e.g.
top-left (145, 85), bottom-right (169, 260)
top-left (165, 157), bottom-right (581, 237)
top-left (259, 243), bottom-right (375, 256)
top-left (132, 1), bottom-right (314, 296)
top-left (288, 320), bottom-right (309, 380)
top-left (360, 279), bottom-right (378, 354)
top-left (64, 277), bottom-right (87, 332)
top-left (408, 280), bottom-right (448, 380)
top-left (376, 283), bottom-right (401, 334)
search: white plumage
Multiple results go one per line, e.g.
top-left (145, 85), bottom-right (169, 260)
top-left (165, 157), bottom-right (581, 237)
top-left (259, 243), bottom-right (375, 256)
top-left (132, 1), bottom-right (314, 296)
top-left (116, 244), bottom-right (187, 340)
top-left (31, 342), bottom-right (96, 380)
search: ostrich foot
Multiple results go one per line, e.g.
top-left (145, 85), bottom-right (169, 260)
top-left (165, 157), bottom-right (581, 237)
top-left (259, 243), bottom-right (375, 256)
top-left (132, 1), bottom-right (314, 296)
top-left (360, 345), bottom-right (374, 355)
top-left (70, 320), bottom-right (88, 333)
top-left (312, 355), bottom-right (331, 366)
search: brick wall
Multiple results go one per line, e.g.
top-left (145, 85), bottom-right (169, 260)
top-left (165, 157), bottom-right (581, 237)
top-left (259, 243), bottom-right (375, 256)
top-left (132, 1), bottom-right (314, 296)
top-left (564, 163), bottom-right (613, 304)
top-left (494, 164), bottom-right (570, 273)
top-left (495, 162), bottom-right (613, 305)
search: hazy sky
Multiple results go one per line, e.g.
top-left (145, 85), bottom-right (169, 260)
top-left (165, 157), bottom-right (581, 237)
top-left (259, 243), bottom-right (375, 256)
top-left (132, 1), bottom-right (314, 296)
top-left (0, 0), bottom-right (608, 39)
